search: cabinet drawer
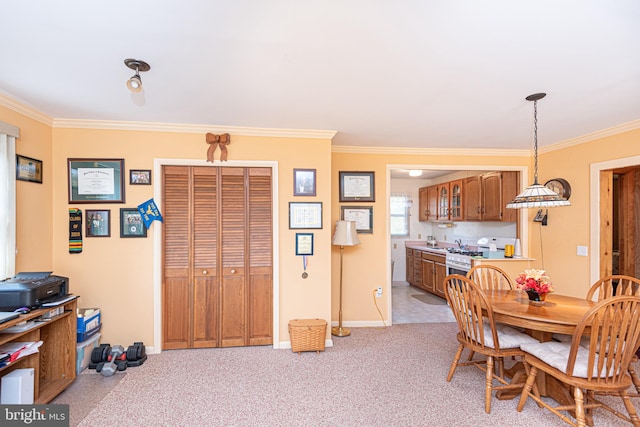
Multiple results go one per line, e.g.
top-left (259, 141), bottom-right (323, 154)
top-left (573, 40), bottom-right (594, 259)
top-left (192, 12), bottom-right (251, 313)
top-left (422, 252), bottom-right (445, 263)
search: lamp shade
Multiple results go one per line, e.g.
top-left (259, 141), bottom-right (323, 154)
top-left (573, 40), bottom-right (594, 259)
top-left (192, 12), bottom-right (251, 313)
top-left (127, 75), bottom-right (142, 92)
top-left (332, 220), bottom-right (361, 246)
top-left (506, 184), bottom-right (570, 209)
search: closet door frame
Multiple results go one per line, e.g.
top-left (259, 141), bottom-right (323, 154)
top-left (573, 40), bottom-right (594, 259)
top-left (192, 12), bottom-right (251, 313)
top-left (152, 158), bottom-right (280, 352)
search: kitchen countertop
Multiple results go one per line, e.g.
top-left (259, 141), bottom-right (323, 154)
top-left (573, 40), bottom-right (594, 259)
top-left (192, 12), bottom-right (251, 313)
top-left (404, 241), bottom-right (534, 261)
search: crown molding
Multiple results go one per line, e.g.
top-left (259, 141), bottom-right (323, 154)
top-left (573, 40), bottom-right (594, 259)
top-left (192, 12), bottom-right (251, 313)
top-left (0, 93), bottom-right (53, 126)
top-left (539, 119), bottom-right (640, 154)
top-left (331, 145), bottom-right (530, 157)
top-left (52, 118), bottom-right (337, 140)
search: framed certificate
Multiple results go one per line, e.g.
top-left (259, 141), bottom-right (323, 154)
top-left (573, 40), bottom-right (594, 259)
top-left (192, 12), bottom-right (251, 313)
top-left (339, 171), bottom-right (375, 202)
top-left (341, 206), bottom-right (373, 233)
top-left (68, 158), bottom-right (125, 203)
top-left (289, 202), bottom-right (322, 229)
top-left (295, 233), bottom-right (314, 255)
top-left (16, 154), bottom-right (43, 183)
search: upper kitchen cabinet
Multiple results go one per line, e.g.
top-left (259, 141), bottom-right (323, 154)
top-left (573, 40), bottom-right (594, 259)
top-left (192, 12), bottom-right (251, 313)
top-left (437, 182), bottom-right (450, 221)
top-left (449, 179), bottom-right (464, 221)
top-left (418, 185), bottom-right (438, 222)
top-left (465, 171), bottom-right (518, 222)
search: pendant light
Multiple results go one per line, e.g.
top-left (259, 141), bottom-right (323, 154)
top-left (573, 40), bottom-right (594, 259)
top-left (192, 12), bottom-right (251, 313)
top-left (506, 93), bottom-right (570, 209)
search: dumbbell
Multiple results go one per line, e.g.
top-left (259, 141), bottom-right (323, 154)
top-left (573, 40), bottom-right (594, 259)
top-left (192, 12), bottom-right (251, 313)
top-left (101, 345), bottom-right (127, 377)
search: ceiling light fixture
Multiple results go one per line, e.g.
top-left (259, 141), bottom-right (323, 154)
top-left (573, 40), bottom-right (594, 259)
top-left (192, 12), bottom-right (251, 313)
top-left (506, 93), bottom-right (570, 209)
top-left (409, 170), bottom-right (423, 177)
top-left (124, 58), bottom-right (150, 93)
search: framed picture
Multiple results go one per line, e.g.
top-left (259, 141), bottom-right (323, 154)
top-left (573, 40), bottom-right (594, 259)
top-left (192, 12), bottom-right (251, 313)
top-left (68, 158), bottom-right (125, 203)
top-left (86, 209), bottom-right (111, 237)
top-left (339, 171), bottom-right (375, 202)
top-left (293, 168), bottom-right (316, 196)
top-left (130, 169), bottom-right (152, 185)
top-left (120, 208), bottom-right (147, 238)
top-left (341, 206), bottom-right (374, 233)
top-left (295, 233), bottom-right (314, 256)
top-left (16, 154), bottom-right (43, 184)
top-left (289, 202), bottom-right (322, 229)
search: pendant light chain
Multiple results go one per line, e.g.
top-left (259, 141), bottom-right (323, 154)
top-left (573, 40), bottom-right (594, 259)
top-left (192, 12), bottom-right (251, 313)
top-left (532, 99), bottom-right (539, 185)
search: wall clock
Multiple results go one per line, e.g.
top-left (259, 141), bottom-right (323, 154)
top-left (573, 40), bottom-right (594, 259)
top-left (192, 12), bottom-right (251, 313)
top-left (544, 178), bottom-right (571, 200)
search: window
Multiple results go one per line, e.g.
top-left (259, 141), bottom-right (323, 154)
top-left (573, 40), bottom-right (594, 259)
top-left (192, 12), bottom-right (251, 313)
top-left (390, 194), bottom-right (410, 237)
top-left (0, 122), bottom-right (19, 279)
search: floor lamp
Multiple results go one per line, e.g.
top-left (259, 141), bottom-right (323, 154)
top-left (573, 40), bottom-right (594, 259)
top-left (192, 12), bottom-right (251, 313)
top-left (332, 220), bottom-right (361, 337)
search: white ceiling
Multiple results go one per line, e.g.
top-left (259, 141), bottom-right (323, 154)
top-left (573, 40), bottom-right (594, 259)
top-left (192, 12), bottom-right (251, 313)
top-left (1, 1), bottom-right (639, 151)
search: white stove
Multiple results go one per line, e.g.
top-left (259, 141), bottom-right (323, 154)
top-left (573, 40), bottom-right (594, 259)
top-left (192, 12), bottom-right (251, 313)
top-left (444, 237), bottom-right (516, 275)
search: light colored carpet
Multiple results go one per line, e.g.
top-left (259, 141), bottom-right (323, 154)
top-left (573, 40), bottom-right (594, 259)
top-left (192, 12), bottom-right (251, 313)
top-left (55, 323), bottom-right (638, 427)
top-left (411, 293), bottom-right (447, 305)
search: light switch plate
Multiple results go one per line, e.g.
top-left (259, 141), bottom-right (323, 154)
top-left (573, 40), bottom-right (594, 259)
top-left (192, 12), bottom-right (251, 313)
top-left (577, 245), bottom-right (588, 256)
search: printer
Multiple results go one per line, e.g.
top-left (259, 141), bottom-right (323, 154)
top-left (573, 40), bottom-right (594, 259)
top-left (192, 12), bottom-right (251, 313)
top-left (0, 272), bottom-right (69, 311)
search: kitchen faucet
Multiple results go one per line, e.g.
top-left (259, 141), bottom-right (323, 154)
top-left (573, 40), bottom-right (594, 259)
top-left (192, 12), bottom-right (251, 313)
top-left (455, 239), bottom-right (463, 248)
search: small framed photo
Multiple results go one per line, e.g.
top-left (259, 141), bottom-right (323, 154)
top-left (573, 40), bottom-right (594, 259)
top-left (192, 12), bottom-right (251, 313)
top-left (339, 171), bottom-right (375, 202)
top-left (120, 208), bottom-right (147, 238)
top-left (295, 233), bottom-right (314, 256)
top-left (289, 202), bottom-right (322, 229)
top-left (130, 169), bottom-right (152, 185)
top-left (86, 209), bottom-right (111, 237)
top-left (16, 154), bottom-right (43, 184)
top-left (293, 168), bottom-right (316, 196)
top-left (341, 206), bottom-right (374, 233)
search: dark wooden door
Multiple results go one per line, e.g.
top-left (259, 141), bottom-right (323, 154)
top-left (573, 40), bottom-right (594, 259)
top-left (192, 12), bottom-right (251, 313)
top-left (162, 166), bottom-right (272, 350)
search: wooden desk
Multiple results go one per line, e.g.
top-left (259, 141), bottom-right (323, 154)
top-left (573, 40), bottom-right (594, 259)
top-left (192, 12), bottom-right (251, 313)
top-left (483, 290), bottom-right (596, 411)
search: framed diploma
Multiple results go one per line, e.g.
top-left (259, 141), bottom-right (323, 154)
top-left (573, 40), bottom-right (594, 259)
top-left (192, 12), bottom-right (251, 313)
top-left (339, 171), bottom-right (375, 202)
top-left (16, 154), bottom-right (43, 183)
top-left (289, 202), bottom-right (322, 229)
top-left (68, 158), bottom-right (125, 203)
top-left (295, 233), bottom-right (314, 256)
top-left (341, 206), bottom-right (373, 233)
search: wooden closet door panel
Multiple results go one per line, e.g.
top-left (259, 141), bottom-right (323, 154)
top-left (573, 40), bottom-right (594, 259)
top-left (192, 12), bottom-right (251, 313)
top-left (220, 168), bottom-right (247, 347)
top-left (162, 166), bottom-right (191, 349)
top-left (192, 167), bottom-right (219, 347)
top-left (247, 168), bottom-right (272, 345)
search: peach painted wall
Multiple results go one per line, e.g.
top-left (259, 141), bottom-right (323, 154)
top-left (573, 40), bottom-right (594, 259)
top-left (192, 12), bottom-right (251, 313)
top-left (46, 127), bottom-right (333, 348)
top-left (533, 130), bottom-right (640, 298)
top-left (0, 105), bottom-right (54, 272)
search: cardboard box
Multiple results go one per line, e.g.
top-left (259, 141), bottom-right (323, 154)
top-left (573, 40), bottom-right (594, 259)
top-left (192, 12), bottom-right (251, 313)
top-left (77, 308), bottom-right (101, 342)
top-left (1, 368), bottom-right (34, 404)
top-left (76, 333), bottom-right (101, 375)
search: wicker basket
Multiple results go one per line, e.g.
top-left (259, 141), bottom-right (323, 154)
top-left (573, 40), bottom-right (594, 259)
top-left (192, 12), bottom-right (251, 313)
top-left (288, 318), bottom-right (327, 354)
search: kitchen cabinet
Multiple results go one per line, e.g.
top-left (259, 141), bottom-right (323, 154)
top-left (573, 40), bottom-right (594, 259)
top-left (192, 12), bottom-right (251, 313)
top-left (405, 248), bottom-right (423, 288)
top-left (437, 182), bottom-right (450, 221)
top-left (464, 171), bottom-right (518, 222)
top-left (0, 298), bottom-right (77, 403)
top-left (418, 185), bottom-right (438, 222)
top-left (422, 251), bottom-right (447, 298)
top-left (449, 179), bottom-right (464, 221)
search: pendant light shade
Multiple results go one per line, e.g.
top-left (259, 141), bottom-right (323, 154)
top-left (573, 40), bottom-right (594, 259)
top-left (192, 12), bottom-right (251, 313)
top-left (506, 93), bottom-right (570, 209)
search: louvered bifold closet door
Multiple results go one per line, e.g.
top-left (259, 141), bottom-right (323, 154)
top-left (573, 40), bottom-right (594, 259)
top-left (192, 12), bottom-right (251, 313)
top-left (219, 168), bottom-right (247, 347)
top-left (162, 166), bottom-right (191, 349)
top-left (247, 168), bottom-right (273, 345)
top-left (192, 167), bottom-right (219, 347)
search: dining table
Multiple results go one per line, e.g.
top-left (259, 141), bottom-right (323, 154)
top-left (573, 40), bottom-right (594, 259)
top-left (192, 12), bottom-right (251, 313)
top-left (482, 290), bottom-right (597, 412)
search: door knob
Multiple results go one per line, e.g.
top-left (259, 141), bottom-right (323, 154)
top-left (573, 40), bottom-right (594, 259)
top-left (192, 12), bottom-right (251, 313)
top-left (202, 270), bottom-right (207, 275)
top-left (230, 269), bottom-right (236, 274)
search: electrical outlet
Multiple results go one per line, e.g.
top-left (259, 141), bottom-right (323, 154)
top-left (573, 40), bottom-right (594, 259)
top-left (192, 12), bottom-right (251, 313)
top-left (376, 287), bottom-right (383, 297)
top-left (418, 234), bottom-right (422, 239)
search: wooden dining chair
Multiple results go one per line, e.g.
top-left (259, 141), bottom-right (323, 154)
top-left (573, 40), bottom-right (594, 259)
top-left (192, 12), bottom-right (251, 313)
top-left (517, 295), bottom-right (640, 426)
top-left (586, 275), bottom-right (640, 397)
top-left (466, 264), bottom-right (514, 291)
top-left (444, 274), bottom-right (540, 414)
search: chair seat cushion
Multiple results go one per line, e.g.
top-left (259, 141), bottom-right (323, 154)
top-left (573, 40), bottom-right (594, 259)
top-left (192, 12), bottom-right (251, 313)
top-left (483, 323), bottom-right (539, 349)
top-left (520, 341), bottom-right (619, 378)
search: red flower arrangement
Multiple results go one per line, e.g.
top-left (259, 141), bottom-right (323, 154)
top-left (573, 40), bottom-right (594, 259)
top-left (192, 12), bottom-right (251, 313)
top-left (515, 269), bottom-right (554, 294)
